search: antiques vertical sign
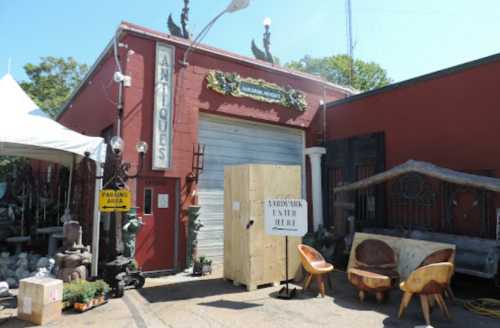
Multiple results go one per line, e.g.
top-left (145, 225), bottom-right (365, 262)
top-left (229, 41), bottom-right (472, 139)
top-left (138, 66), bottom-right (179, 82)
top-left (153, 43), bottom-right (175, 170)
top-left (264, 199), bottom-right (308, 236)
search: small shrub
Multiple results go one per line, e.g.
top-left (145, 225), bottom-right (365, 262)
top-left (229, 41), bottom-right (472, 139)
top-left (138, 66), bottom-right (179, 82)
top-left (63, 280), bottom-right (108, 305)
top-left (93, 280), bottom-right (110, 296)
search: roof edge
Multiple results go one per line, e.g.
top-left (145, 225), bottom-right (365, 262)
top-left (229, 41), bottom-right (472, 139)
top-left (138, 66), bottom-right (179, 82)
top-left (59, 21), bottom-right (356, 120)
top-left (326, 51), bottom-right (500, 108)
top-left (120, 21), bottom-right (355, 93)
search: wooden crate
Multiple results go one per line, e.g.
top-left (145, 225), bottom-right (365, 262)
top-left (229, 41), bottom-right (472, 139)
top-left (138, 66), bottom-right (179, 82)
top-left (224, 165), bottom-right (302, 291)
top-left (18, 277), bottom-right (63, 325)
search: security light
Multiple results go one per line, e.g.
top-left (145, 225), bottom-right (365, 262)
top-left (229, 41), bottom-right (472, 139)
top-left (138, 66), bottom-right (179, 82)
top-left (135, 141), bottom-right (148, 155)
top-left (226, 0), bottom-right (250, 13)
top-left (180, 0), bottom-right (251, 66)
top-left (263, 17), bottom-right (272, 27)
top-left (110, 136), bottom-right (124, 154)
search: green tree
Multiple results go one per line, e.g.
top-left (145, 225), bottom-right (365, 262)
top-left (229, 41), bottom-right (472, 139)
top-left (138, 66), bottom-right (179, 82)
top-left (20, 57), bottom-right (88, 118)
top-left (286, 54), bottom-right (391, 91)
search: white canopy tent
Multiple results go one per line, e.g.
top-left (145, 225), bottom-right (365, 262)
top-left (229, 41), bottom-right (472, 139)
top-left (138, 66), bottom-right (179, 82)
top-left (0, 73), bottom-right (106, 276)
top-left (0, 73), bottom-right (106, 165)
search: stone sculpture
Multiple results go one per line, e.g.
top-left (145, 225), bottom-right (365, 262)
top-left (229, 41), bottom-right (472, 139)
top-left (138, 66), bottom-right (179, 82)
top-left (54, 220), bottom-right (92, 282)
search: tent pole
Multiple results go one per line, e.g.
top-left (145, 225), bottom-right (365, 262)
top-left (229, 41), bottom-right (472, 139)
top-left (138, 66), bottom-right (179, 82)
top-left (91, 163), bottom-right (103, 277)
top-left (66, 155), bottom-right (75, 210)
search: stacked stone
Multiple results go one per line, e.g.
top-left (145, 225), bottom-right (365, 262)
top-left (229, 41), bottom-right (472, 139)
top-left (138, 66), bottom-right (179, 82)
top-left (0, 252), bottom-right (55, 289)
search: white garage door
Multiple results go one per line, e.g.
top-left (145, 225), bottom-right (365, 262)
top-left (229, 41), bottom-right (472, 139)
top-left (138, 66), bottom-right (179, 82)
top-left (197, 114), bottom-right (305, 263)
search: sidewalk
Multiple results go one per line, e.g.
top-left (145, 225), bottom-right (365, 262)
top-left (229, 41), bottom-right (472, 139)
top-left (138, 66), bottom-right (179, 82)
top-left (1, 268), bottom-right (498, 327)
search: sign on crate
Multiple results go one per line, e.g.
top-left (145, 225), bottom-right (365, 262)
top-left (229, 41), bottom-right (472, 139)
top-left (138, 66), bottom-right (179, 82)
top-left (99, 189), bottom-right (131, 212)
top-left (264, 199), bottom-right (307, 237)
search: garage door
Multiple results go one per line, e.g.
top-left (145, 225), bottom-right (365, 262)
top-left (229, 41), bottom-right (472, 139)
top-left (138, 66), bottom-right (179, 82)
top-left (197, 114), bottom-right (305, 263)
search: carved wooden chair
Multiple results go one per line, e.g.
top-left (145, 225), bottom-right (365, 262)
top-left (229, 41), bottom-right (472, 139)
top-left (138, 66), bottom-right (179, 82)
top-left (398, 262), bottom-right (454, 326)
top-left (348, 239), bottom-right (399, 302)
top-left (418, 248), bottom-right (455, 300)
top-left (297, 244), bottom-right (334, 297)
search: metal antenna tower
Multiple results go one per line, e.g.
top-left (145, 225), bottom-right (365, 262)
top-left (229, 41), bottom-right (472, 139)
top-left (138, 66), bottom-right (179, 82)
top-left (346, 0), bottom-right (354, 86)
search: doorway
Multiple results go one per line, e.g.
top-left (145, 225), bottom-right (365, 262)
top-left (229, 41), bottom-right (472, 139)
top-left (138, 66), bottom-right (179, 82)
top-left (135, 178), bottom-right (177, 272)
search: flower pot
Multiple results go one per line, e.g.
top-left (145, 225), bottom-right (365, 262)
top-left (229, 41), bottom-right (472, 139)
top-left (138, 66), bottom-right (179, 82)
top-left (74, 302), bottom-right (92, 312)
top-left (193, 262), bottom-right (212, 276)
top-left (202, 264), bottom-right (212, 275)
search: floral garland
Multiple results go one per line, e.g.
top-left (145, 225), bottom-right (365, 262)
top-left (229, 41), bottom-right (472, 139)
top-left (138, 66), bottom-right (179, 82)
top-left (206, 70), bottom-right (307, 111)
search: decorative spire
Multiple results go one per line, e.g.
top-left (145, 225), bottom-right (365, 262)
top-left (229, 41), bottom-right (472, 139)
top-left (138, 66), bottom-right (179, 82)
top-left (167, 0), bottom-right (191, 39)
top-left (251, 17), bottom-right (275, 64)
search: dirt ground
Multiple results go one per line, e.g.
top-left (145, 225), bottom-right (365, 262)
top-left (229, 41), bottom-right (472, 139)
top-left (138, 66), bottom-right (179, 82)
top-left (0, 267), bottom-right (498, 328)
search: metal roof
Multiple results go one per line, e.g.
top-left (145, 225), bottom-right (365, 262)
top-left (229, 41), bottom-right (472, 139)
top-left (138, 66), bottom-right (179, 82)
top-left (333, 160), bottom-right (500, 193)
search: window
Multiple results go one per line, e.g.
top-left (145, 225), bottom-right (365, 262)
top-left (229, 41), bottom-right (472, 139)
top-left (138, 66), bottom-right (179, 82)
top-left (144, 188), bottom-right (153, 215)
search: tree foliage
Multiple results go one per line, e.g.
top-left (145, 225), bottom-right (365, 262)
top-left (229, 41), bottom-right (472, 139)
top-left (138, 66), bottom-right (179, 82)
top-left (20, 57), bottom-right (88, 118)
top-left (286, 54), bottom-right (392, 91)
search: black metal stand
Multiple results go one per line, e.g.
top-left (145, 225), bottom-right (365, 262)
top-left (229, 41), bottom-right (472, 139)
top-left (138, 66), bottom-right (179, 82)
top-left (277, 236), bottom-right (296, 299)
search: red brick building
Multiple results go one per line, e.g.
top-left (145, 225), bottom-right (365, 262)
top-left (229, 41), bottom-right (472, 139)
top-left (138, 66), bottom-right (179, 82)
top-left (323, 53), bottom-right (500, 242)
top-left (58, 22), bottom-right (352, 272)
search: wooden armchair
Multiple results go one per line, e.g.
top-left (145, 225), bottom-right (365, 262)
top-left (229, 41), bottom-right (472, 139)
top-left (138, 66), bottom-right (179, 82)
top-left (418, 248), bottom-right (455, 300)
top-left (348, 239), bottom-right (399, 302)
top-left (297, 244), bottom-right (334, 297)
top-left (399, 262), bottom-right (454, 326)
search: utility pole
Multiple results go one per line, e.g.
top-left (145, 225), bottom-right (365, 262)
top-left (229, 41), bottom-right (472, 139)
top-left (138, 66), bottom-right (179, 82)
top-left (346, 0), bottom-right (354, 86)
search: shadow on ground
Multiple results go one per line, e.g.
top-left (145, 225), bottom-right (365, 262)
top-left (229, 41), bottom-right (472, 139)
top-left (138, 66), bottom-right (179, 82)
top-left (198, 299), bottom-right (263, 310)
top-left (314, 271), bottom-right (500, 328)
top-left (138, 278), bottom-right (242, 303)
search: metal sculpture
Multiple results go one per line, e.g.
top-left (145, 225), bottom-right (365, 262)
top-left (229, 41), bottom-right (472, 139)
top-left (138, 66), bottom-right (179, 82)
top-left (168, 0), bottom-right (191, 39)
top-left (251, 18), bottom-right (275, 64)
top-left (186, 205), bottom-right (203, 267)
top-left (122, 208), bottom-right (143, 258)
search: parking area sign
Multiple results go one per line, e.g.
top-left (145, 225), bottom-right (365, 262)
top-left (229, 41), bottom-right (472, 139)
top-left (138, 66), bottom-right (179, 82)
top-left (99, 189), bottom-right (131, 212)
top-left (264, 199), bottom-right (308, 237)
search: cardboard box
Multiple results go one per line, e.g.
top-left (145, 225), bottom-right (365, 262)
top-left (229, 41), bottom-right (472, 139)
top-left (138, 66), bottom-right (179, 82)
top-left (18, 300), bottom-right (62, 325)
top-left (18, 277), bottom-right (63, 325)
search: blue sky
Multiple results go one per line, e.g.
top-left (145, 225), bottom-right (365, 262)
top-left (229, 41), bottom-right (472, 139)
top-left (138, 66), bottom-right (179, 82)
top-left (1, 0), bottom-right (500, 83)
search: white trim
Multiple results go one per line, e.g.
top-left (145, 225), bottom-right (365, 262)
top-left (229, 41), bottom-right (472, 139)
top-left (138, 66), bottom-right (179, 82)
top-left (122, 23), bottom-right (355, 94)
top-left (91, 163), bottom-right (104, 277)
top-left (152, 42), bottom-right (175, 170)
top-left (59, 23), bottom-right (355, 120)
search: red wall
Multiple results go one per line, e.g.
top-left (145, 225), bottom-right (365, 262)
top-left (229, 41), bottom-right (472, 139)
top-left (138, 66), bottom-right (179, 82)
top-left (58, 25), bottom-right (349, 269)
top-left (326, 60), bottom-right (500, 172)
top-left (325, 58), bottom-right (500, 237)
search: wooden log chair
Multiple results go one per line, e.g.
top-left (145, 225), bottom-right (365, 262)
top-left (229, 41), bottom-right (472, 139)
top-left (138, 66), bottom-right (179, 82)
top-left (297, 244), bottom-right (334, 297)
top-left (398, 262), bottom-right (454, 326)
top-left (347, 239), bottom-right (400, 302)
top-left (418, 248), bottom-right (455, 301)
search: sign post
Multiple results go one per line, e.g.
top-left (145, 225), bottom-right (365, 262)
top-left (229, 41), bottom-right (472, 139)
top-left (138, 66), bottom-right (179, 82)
top-left (264, 199), bottom-right (307, 299)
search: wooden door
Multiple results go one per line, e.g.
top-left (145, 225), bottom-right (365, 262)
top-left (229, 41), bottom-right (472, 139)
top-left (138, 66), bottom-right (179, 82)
top-left (135, 178), bottom-right (177, 272)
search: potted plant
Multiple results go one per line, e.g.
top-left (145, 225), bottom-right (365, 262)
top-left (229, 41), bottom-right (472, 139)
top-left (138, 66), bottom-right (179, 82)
top-left (73, 281), bottom-right (97, 312)
top-left (66, 280), bottom-right (110, 312)
top-left (62, 282), bottom-right (78, 310)
top-left (93, 280), bottom-right (110, 305)
top-left (193, 256), bottom-right (212, 276)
